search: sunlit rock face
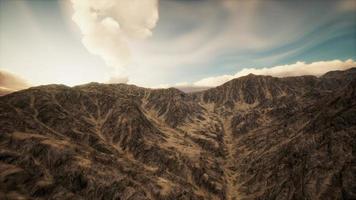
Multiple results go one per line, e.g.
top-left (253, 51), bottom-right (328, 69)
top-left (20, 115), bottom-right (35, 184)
top-left (0, 68), bottom-right (355, 200)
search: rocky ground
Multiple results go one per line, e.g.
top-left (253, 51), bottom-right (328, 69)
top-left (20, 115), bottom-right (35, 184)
top-left (0, 68), bottom-right (355, 200)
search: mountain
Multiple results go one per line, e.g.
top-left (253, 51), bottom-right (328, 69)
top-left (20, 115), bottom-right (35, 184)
top-left (0, 68), bottom-right (355, 200)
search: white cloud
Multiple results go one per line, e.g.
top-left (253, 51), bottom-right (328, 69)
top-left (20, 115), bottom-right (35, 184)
top-left (193, 59), bottom-right (356, 87)
top-left (153, 59), bottom-right (356, 91)
top-left (194, 74), bottom-right (234, 88)
top-left (70, 0), bottom-right (159, 73)
top-left (0, 69), bottom-right (31, 95)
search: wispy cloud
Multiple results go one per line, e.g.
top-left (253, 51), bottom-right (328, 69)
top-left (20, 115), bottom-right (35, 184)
top-left (129, 0), bottom-right (355, 87)
top-left (1, 0), bottom-right (354, 88)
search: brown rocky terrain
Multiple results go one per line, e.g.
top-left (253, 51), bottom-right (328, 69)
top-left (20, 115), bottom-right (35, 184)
top-left (0, 68), bottom-right (355, 200)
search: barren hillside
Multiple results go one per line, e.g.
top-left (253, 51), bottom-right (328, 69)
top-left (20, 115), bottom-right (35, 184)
top-left (0, 68), bottom-right (355, 200)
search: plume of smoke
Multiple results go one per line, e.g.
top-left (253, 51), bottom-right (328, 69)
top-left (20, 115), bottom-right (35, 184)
top-left (70, 0), bottom-right (159, 83)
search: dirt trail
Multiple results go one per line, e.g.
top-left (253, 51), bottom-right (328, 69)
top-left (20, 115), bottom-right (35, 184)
top-left (201, 103), bottom-right (240, 200)
top-left (221, 116), bottom-right (240, 200)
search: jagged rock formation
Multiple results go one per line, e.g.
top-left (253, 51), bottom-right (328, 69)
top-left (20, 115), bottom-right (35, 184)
top-left (0, 68), bottom-right (355, 200)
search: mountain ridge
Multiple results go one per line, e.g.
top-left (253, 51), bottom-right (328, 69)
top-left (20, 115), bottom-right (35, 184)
top-left (0, 68), bottom-right (355, 200)
top-left (3, 67), bottom-right (355, 97)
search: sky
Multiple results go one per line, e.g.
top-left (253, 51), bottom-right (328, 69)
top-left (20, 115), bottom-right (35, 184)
top-left (0, 0), bottom-right (356, 91)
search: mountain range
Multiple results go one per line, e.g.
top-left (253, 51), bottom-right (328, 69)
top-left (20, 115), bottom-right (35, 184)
top-left (0, 68), bottom-right (355, 200)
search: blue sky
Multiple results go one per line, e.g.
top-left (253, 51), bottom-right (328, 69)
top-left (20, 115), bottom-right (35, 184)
top-left (0, 0), bottom-right (355, 88)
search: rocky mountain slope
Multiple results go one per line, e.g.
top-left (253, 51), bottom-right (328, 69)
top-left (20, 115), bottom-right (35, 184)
top-left (0, 68), bottom-right (355, 200)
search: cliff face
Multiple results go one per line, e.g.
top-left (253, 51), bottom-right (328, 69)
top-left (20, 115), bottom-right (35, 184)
top-left (0, 68), bottom-right (355, 200)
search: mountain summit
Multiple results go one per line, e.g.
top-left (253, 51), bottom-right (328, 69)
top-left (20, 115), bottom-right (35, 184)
top-left (0, 68), bottom-right (355, 200)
